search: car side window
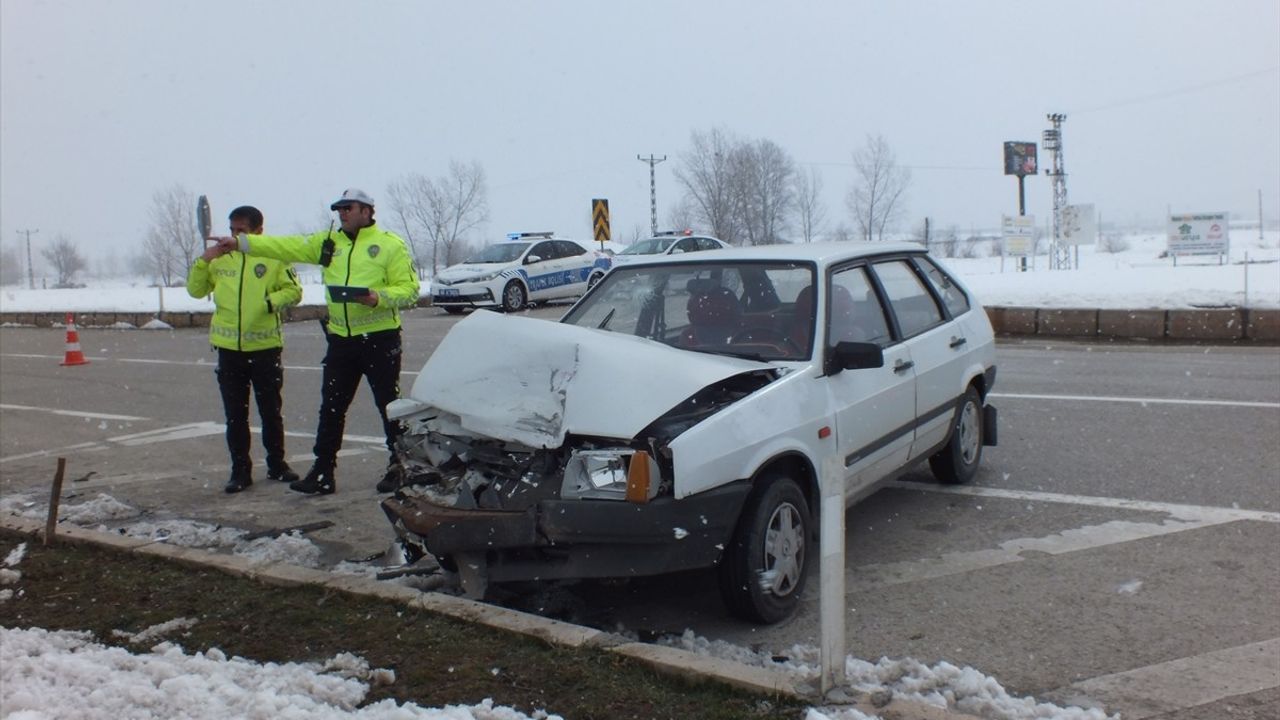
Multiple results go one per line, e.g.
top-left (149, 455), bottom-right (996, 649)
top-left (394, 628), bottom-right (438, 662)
top-left (557, 240), bottom-right (586, 258)
top-left (695, 237), bottom-right (720, 251)
top-left (829, 267), bottom-right (892, 346)
top-left (871, 260), bottom-right (945, 338)
top-left (528, 241), bottom-right (556, 262)
top-left (914, 256), bottom-right (970, 318)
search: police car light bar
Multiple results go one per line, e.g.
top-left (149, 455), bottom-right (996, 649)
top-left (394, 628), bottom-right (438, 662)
top-left (516, 231), bottom-right (554, 238)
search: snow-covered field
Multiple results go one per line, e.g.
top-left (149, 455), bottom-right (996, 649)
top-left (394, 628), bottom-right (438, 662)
top-left (1, 232), bottom-right (1277, 315)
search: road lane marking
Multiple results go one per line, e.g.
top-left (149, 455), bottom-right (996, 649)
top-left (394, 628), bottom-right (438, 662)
top-left (1048, 638), bottom-right (1280, 719)
top-left (991, 391), bottom-right (1279, 409)
top-left (0, 403), bottom-right (149, 421)
top-left (848, 483), bottom-right (1279, 591)
top-left (890, 482), bottom-right (1280, 523)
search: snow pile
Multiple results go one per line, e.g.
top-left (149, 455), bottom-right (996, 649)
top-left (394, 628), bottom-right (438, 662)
top-left (0, 541), bottom-right (26, 602)
top-left (112, 617), bottom-right (198, 645)
top-left (662, 631), bottom-right (1116, 720)
top-left (141, 318), bottom-right (172, 330)
top-left (61, 493), bottom-right (143, 524)
top-left (0, 627), bottom-right (562, 720)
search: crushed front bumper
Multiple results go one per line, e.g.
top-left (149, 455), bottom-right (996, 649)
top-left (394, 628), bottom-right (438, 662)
top-left (381, 482), bottom-right (751, 582)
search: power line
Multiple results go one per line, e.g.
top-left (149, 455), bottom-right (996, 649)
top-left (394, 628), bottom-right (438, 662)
top-left (1070, 66), bottom-right (1280, 115)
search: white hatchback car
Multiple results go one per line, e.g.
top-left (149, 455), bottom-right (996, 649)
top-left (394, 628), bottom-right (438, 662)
top-left (385, 242), bottom-right (997, 623)
top-left (610, 231), bottom-right (728, 266)
top-left (431, 232), bottom-right (612, 313)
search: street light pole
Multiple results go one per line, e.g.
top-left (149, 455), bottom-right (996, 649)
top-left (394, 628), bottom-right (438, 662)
top-left (637, 154), bottom-right (667, 236)
top-left (17, 228), bottom-right (39, 289)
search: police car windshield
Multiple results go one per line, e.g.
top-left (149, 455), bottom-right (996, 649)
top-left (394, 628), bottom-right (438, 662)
top-left (465, 242), bottom-right (531, 264)
top-left (618, 237), bottom-right (676, 255)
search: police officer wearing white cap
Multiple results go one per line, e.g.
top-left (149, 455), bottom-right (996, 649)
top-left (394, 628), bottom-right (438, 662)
top-left (211, 188), bottom-right (420, 495)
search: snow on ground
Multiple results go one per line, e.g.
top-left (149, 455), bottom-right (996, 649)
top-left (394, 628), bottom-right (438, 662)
top-left (1, 231), bottom-right (1276, 314)
top-left (1, 491), bottom-right (1114, 719)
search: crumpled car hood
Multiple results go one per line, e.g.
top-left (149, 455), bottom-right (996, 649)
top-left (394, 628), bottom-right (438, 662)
top-left (407, 310), bottom-right (769, 448)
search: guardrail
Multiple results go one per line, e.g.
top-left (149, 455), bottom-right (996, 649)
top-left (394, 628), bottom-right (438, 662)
top-left (2, 303), bottom-right (1277, 343)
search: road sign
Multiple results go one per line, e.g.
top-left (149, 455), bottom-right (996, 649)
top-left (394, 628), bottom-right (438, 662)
top-left (592, 198), bottom-right (610, 245)
top-left (1061, 204), bottom-right (1096, 246)
top-left (1168, 212), bottom-right (1229, 257)
top-left (1002, 214), bottom-right (1035, 256)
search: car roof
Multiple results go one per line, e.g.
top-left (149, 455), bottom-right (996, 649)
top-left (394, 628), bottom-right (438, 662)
top-left (621, 240), bottom-right (926, 267)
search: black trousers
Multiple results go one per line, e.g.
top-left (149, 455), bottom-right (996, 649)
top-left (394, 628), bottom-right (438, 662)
top-left (215, 347), bottom-right (287, 475)
top-left (312, 328), bottom-right (403, 471)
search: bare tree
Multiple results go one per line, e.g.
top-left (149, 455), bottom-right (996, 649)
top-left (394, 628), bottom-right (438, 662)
top-left (0, 244), bottom-right (22, 286)
top-left (674, 128), bottom-right (744, 245)
top-left (40, 234), bottom-right (87, 287)
top-left (386, 160), bottom-right (488, 276)
top-left (731, 138), bottom-right (795, 245)
top-left (793, 166), bottom-right (826, 243)
top-left (846, 134), bottom-right (911, 242)
top-left (144, 184), bottom-right (201, 285)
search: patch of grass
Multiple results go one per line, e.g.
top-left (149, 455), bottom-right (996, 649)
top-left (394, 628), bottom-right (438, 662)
top-left (0, 529), bottom-right (804, 719)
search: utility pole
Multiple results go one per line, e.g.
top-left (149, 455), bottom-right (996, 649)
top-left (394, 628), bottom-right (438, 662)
top-left (1043, 114), bottom-right (1071, 270)
top-left (17, 228), bottom-right (38, 289)
top-left (637, 154), bottom-right (667, 236)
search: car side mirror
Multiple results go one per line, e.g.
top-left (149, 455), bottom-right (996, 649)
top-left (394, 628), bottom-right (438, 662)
top-left (824, 341), bottom-right (884, 376)
top-left (525, 254), bottom-right (543, 264)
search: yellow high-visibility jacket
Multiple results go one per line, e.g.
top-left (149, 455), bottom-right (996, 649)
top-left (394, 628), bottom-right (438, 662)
top-left (241, 223), bottom-right (419, 337)
top-left (186, 251), bottom-right (302, 352)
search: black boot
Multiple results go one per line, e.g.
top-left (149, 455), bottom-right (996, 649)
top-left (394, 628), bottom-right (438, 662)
top-left (224, 470), bottom-right (253, 494)
top-left (376, 462), bottom-right (405, 494)
top-left (267, 461), bottom-right (300, 484)
top-left (290, 466), bottom-right (335, 495)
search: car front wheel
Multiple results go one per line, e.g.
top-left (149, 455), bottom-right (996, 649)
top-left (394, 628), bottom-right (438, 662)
top-left (501, 282), bottom-right (527, 312)
top-left (718, 473), bottom-right (810, 624)
top-left (929, 385), bottom-right (984, 484)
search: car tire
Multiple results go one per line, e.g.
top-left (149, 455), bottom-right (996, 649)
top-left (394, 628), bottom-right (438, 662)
top-left (587, 272), bottom-right (603, 290)
top-left (718, 472), bottom-right (810, 624)
top-left (501, 281), bottom-right (527, 312)
top-left (929, 385), bottom-right (984, 484)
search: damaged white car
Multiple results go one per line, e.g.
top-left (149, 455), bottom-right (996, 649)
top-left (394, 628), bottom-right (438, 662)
top-left (383, 241), bottom-right (998, 623)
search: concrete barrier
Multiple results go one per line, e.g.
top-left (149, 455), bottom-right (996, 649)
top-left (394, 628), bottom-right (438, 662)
top-left (1167, 308), bottom-right (1244, 341)
top-left (1037, 309), bottom-right (1098, 338)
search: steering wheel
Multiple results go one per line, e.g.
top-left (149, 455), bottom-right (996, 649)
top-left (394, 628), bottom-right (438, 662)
top-left (729, 327), bottom-right (802, 356)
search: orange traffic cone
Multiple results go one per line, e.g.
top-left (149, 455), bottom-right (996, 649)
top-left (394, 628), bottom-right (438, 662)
top-left (60, 313), bottom-right (90, 366)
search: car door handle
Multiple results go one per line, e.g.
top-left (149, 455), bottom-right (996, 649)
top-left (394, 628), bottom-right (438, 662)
top-left (893, 359), bottom-right (914, 374)
top-left (949, 336), bottom-right (967, 349)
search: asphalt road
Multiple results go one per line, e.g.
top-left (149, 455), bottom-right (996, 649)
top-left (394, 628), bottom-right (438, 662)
top-left (1, 308), bottom-right (1277, 719)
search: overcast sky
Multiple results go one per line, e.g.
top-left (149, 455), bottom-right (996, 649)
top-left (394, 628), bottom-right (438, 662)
top-left (2, 0), bottom-right (1277, 266)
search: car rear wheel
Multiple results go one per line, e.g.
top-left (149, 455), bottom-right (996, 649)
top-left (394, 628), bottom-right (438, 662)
top-left (501, 281), bottom-right (527, 312)
top-left (718, 472), bottom-right (810, 624)
top-left (929, 385), bottom-right (984, 484)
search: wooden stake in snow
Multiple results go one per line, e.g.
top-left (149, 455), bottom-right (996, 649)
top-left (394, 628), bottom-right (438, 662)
top-left (44, 458), bottom-right (66, 546)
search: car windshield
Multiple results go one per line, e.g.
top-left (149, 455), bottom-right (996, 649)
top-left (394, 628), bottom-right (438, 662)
top-left (465, 242), bottom-right (530, 263)
top-left (618, 237), bottom-right (676, 255)
top-left (561, 260), bottom-right (816, 361)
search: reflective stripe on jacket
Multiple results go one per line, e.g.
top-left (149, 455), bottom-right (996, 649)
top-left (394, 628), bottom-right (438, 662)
top-left (242, 223), bottom-right (419, 337)
top-left (186, 252), bottom-right (302, 352)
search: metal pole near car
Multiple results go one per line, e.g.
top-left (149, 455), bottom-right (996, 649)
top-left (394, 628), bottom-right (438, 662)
top-left (819, 455), bottom-right (847, 694)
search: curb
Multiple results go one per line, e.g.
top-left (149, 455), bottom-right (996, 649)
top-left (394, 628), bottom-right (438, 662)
top-left (0, 515), bottom-right (979, 720)
top-left (2, 304), bottom-right (1278, 344)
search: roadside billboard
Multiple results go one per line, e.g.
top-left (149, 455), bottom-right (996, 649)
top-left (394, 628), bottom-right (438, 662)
top-left (1061, 204), bottom-right (1097, 246)
top-left (1167, 212), bottom-right (1229, 256)
top-left (1003, 142), bottom-right (1038, 176)
top-left (1002, 214), bottom-right (1035, 255)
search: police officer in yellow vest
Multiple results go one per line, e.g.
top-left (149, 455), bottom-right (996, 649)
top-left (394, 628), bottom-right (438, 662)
top-left (212, 188), bottom-right (420, 495)
top-left (188, 205), bottom-right (303, 494)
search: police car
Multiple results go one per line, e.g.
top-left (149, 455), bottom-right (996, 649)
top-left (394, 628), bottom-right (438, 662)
top-left (610, 230), bottom-right (728, 266)
top-left (431, 232), bottom-right (612, 313)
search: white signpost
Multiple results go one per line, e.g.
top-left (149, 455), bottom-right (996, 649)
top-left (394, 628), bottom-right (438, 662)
top-left (1061, 204), bottom-right (1097, 246)
top-left (1168, 212), bottom-right (1230, 263)
top-left (819, 455), bottom-right (847, 695)
top-left (1001, 214), bottom-right (1035, 272)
